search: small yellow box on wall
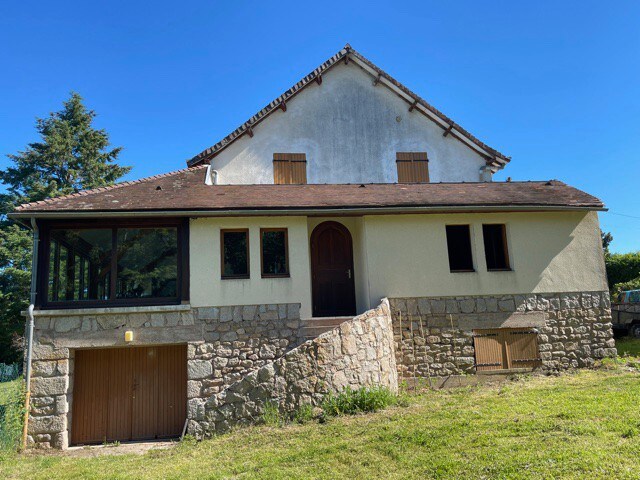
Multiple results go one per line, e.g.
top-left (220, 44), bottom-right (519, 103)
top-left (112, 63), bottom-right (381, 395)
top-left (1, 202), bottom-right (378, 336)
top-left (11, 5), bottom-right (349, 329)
top-left (124, 330), bottom-right (134, 342)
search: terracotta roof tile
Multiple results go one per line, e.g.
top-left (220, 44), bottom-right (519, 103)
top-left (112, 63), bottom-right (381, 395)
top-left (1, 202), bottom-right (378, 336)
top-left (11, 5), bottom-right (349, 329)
top-left (11, 167), bottom-right (604, 216)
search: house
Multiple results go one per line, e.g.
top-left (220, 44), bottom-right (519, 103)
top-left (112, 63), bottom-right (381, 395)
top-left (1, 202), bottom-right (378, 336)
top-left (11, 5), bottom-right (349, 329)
top-left (11, 45), bottom-right (616, 449)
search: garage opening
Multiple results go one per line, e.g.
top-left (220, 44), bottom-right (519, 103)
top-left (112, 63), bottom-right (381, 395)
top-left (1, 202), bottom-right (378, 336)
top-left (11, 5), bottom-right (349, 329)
top-left (71, 345), bottom-right (187, 445)
top-left (473, 328), bottom-right (541, 372)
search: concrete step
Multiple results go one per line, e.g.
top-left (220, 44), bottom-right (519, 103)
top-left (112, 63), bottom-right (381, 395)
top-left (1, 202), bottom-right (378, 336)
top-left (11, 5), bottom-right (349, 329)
top-left (299, 317), bottom-right (353, 340)
top-left (300, 316), bottom-right (352, 328)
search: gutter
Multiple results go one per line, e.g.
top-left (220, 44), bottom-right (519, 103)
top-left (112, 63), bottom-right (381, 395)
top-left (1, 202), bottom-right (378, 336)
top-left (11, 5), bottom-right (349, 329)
top-left (21, 218), bottom-right (38, 450)
top-left (8, 204), bottom-right (607, 220)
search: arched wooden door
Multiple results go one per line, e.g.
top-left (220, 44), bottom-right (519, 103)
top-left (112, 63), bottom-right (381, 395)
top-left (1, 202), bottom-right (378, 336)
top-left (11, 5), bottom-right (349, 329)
top-left (310, 221), bottom-right (356, 317)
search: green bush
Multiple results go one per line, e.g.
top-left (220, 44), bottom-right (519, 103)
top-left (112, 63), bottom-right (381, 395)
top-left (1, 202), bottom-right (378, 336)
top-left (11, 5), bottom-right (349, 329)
top-left (0, 379), bottom-right (24, 453)
top-left (322, 386), bottom-right (397, 416)
top-left (606, 252), bottom-right (640, 291)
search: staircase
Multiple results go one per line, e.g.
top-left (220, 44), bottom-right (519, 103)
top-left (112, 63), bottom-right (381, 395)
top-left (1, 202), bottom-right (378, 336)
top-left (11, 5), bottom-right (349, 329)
top-left (300, 317), bottom-right (353, 340)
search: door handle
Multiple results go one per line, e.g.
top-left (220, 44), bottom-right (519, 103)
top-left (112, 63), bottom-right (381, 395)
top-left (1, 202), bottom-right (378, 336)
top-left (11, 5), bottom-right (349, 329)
top-left (347, 269), bottom-right (352, 279)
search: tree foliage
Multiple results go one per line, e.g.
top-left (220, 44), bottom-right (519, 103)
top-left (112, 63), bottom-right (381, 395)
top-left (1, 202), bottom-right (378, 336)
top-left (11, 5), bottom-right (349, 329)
top-left (0, 92), bottom-right (130, 363)
top-left (606, 251), bottom-right (640, 293)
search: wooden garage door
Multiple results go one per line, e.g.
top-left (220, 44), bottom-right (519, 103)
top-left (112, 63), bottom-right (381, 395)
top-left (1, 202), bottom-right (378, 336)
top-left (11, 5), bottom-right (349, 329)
top-left (473, 328), bottom-right (541, 371)
top-left (72, 345), bottom-right (187, 445)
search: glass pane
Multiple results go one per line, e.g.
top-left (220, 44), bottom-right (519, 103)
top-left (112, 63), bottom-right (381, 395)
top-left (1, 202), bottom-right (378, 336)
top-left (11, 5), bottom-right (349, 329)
top-left (445, 225), bottom-right (474, 271)
top-left (116, 228), bottom-right (178, 299)
top-left (483, 225), bottom-right (509, 270)
top-left (223, 231), bottom-right (248, 277)
top-left (262, 230), bottom-right (288, 275)
top-left (48, 229), bottom-right (112, 301)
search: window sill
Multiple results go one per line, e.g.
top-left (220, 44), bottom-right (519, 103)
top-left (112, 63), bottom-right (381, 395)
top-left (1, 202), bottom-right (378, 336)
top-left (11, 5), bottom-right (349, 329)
top-left (450, 269), bottom-right (476, 273)
top-left (261, 274), bottom-right (290, 279)
top-left (487, 268), bottom-right (513, 272)
top-left (26, 303), bottom-right (191, 317)
top-left (221, 275), bottom-right (250, 280)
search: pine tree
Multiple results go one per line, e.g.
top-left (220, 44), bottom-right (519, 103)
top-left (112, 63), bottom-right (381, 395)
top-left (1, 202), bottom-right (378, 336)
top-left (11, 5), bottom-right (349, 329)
top-left (0, 92), bottom-right (131, 363)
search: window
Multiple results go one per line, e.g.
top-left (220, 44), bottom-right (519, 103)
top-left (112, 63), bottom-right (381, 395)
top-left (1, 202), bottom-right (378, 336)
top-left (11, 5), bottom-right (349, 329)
top-left (273, 153), bottom-right (307, 184)
top-left (445, 225), bottom-right (474, 272)
top-left (221, 229), bottom-right (249, 279)
top-left (396, 152), bottom-right (429, 183)
top-left (261, 229), bottom-right (289, 277)
top-left (482, 224), bottom-right (510, 271)
top-left (41, 220), bottom-right (186, 308)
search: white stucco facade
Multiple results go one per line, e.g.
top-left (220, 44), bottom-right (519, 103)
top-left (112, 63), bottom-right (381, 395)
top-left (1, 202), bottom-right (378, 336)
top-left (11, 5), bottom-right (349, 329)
top-left (210, 63), bottom-right (488, 185)
top-left (189, 211), bottom-right (608, 318)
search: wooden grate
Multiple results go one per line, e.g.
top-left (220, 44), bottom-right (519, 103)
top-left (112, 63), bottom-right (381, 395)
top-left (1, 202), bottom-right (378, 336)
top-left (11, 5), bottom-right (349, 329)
top-left (473, 328), bottom-right (541, 371)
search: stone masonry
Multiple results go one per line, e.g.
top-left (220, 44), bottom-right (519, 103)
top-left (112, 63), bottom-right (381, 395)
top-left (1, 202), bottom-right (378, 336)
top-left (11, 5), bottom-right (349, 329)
top-left (27, 302), bottom-right (302, 449)
top-left (193, 300), bottom-right (397, 436)
top-left (390, 291), bottom-right (616, 381)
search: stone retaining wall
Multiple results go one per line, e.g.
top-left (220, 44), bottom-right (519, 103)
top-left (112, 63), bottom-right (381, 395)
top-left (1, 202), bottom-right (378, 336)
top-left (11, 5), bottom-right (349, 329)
top-left (27, 302), bottom-right (302, 449)
top-left (390, 291), bottom-right (616, 380)
top-left (193, 300), bottom-right (397, 436)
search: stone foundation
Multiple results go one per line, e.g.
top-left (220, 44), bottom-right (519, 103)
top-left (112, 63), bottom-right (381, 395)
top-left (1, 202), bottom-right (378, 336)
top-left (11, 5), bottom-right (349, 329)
top-left (27, 302), bottom-right (302, 449)
top-left (390, 291), bottom-right (616, 381)
top-left (27, 290), bottom-right (616, 449)
top-left (193, 300), bottom-right (397, 436)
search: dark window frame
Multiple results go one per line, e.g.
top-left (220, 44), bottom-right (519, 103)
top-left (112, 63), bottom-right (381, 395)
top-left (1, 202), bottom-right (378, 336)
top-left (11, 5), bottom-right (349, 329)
top-left (220, 228), bottom-right (250, 280)
top-left (260, 228), bottom-right (290, 278)
top-left (36, 218), bottom-right (189, 310)
top-left (482, 224), bottom-right (511, 271)
top-left (445, 224), bottom-right (475, 273)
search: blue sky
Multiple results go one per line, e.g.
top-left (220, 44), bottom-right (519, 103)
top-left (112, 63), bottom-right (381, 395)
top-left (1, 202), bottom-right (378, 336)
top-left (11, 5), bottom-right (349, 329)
top-left (1, 1), bottom-right (639, 252)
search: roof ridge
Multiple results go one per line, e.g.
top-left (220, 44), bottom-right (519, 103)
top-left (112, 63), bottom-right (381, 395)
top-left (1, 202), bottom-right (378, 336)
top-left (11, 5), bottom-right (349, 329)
top-left (14, 165), bottom-right (207, 211)
top-left (187, 45), bottom-right (510, 169)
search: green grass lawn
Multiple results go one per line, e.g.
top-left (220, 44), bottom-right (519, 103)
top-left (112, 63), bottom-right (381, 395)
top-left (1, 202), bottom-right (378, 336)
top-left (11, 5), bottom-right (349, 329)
top-left (616, 337), bottom-right (640, 357)
top-left (0, 379), bottom-right (23, 453)
top-left (1, 365), bottom-right (640, 480)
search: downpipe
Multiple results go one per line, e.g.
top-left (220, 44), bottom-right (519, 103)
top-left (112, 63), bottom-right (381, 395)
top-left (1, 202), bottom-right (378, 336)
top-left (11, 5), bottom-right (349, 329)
top-left (21, 218), bottom-right (38, 450)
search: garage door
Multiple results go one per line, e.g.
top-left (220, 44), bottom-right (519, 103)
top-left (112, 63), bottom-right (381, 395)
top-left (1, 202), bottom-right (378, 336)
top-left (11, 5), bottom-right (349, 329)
top-left (71, 345), bottom-right (187, 445)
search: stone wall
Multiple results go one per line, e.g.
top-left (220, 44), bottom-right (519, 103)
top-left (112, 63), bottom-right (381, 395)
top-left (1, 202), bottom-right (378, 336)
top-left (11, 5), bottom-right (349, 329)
top-left (27, 302), bottom-right (302, 449)
top-left (193, 300), bottom-right (397, 436)
top-left (390, 291), bottom-right (616, 381)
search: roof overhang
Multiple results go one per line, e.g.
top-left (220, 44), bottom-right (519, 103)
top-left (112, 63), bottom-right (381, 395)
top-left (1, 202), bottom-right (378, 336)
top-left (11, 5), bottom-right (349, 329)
top-left (10, 204), bottom-right (606, 223)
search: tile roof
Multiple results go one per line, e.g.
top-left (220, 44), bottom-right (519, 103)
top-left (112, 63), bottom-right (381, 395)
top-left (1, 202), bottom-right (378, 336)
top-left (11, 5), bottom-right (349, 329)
top-left (187, 44), bottom-right (511, 170)
top-left (11, 166), bottom-right (604, 216)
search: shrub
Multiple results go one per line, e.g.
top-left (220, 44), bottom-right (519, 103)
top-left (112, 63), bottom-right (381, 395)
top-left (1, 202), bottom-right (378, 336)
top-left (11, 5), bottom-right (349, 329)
top-left (261, 401), bottom-right (286, 427)
top-left (322, 386), bottom-right (397, 416)
top-left (293, 404), bottom-right (314, 424)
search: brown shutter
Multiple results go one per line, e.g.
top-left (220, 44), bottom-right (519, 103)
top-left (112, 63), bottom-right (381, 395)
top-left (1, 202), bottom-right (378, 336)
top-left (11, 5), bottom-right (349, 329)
top-left (473, 330), bottom-right (506, 371)
top-left (274, 153), bottom-right (307, 184)
top-left (396, 152), bottom-right (429, 183)
top-left (473, 328), bottom-right (541, 371)
top-left (505, 329), bottom-right (541, 369)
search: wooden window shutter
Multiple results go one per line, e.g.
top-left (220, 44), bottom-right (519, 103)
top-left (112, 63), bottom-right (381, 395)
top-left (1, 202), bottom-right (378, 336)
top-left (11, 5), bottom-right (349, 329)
top-left (396, 152), bottom-right (429, 183)
top-left (473, 328), bottom-right (541, 371)
top-left (273, 153), bottom-right (307, 184)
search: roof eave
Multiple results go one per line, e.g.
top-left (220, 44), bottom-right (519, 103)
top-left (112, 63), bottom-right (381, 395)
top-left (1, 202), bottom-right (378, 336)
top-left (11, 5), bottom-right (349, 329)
top-left (9, 204), bottom-right (606, 220)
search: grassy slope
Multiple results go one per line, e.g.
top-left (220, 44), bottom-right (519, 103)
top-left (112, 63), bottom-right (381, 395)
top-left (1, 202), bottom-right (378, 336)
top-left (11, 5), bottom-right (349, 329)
top-left (1, 369), bottom-right (640, 480)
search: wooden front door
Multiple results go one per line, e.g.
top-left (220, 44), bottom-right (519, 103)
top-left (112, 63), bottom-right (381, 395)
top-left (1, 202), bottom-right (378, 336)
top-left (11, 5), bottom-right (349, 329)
top-left (310, 221), bottom-right (356, 317)
top-left (72, 345), bottom-right (187, 445)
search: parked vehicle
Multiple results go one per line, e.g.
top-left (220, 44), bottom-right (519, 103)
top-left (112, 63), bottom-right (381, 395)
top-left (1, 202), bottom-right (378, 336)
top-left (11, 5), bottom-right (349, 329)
top-left (611, 289), bottom-right (640, 337)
